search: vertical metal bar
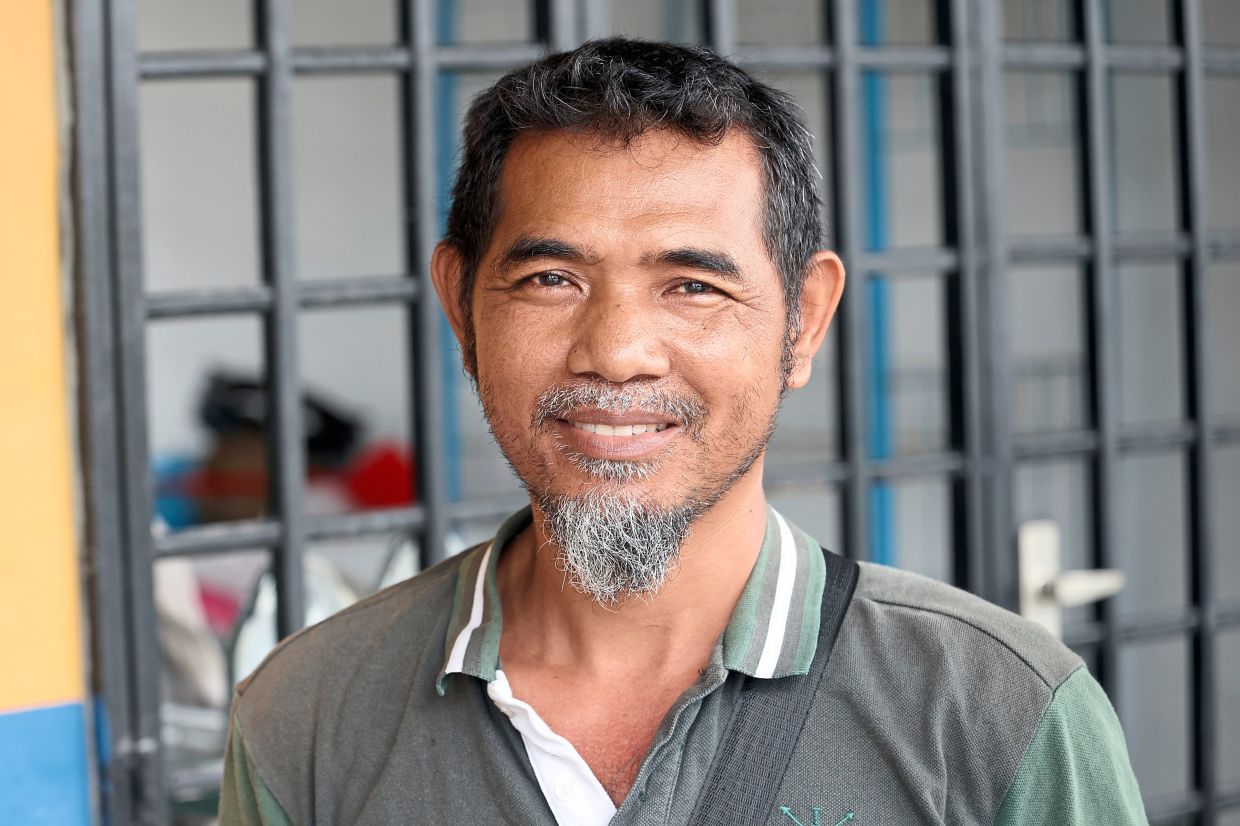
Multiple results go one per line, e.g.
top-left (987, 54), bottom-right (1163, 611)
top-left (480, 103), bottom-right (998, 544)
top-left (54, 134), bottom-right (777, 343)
top-left (536, 0), bottom-right (579, 51)
top-left (105, 0), bottom-right (169, 819)
top-left (1082, 0), bottom-right (1120, 696)
top-left (581, 0), bottom-right (609, 40)
top-left (255, 0), bottom-right (308, 638)
top-left (404, 0), bottom-right (452, 567)
top-left (974, 0), bottom-right (1015, 606)
top-left (1179, 0), bottom-right (1217, 819)
top-left (831, 0), bottom-right (871, 563)
top-left (70, 2), bottom-right (137, 820)
top-left (705, 0), bottom-right (736, 55)
top-left (945, 0), bottom-right (988, 596)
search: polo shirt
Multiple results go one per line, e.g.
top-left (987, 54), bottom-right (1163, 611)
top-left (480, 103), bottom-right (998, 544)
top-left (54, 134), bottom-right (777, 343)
top-left (219, 506), bottom-right (1147, 825)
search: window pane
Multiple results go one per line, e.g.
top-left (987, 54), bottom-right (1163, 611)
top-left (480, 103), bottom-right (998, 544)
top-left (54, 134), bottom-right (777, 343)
top-left (1002, 0), bottom-right (1077, 42)
top-left (1206, 77), bottom-right (1240, 233)
top-left (1117, 637), bottom-right (1192, 800)
top-left (860, 73), bottom-right (945, 248)
top-left (1219, 629), bottom-right (1240, 791)
top-left (309, 533), bottom-right (418, 607)
top-left (870, 476), bottom-right (952, 582)
top-left (1003, 71), bottom-right (1083, 238)
top-left (138, 0), bottom-right (251, 51)
top-left (147, 317), bottom-right (265, 529)
top-left (1015, 459), bottom-right (1094, 626)
top-left (1213, 445), bottom-right (1240, 604)
top-left (737, 0), bottom-right (825, 46)
top-left (1104, 0), bottom-right (1171, 45)
top-left (1204, 0), bottom-right (1240, 47)
top-left (1009, 265), bottom-right (1089, 433)
top-left (1117, 263), bottom-right (1185, 425)
top-left (299, 306), bottom-right (413, 515)
top-left (440, 0), bottom-right (534, 45)
top-left (770, 327), bottom-right (840, 465)
top-left (858, 0), bottom-right (939, 45)
top-left (1110, 73), bottom-right (1181, 235)
top-left (869, 274), bottom-right (950, 457)
top-left (293, 77), bottom-right (403, 281)
top-left (610, 0), bottom-right (703, 43)
top-left (292, 0), bottom-right (395, 47)
top-left (767, 483), bottom-right (843, 552)
top-left (1207, 264), bottom-right (1240, 416)
top-left (140, 81), bottom-right (260, 291)
top-left (756, 71), bottom-right (835, 239)
top-left (1115, 451), bottom-right (1189, 618)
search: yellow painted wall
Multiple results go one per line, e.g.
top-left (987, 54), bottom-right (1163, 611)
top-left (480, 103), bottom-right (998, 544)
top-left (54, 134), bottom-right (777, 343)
top-left (0, 1), bottom-right (86, 713)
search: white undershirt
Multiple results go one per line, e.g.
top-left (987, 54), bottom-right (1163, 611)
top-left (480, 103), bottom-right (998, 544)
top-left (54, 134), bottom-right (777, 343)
top-left (487, 669), bottom-right (617, 826)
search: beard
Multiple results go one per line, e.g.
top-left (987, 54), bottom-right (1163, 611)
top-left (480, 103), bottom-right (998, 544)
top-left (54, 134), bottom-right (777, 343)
top-left (479, 377), bottom-right (779, 606)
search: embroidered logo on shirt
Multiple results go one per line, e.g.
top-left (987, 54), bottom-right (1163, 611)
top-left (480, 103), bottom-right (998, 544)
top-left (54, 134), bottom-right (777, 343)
top-left (778, 805), bottom-right (855, 826)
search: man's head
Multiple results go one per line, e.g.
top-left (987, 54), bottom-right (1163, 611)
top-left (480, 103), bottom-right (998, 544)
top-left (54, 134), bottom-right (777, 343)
top-left (431, 38), bottom-right (844, 605)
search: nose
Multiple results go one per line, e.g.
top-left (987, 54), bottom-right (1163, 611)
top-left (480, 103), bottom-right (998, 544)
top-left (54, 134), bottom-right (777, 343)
top-left (567, 293), bottom-right (671, 383)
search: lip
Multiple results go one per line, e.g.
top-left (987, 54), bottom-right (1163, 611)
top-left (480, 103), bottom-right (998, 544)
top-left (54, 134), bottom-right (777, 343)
top-left (553, 417), bottom-right (680, 461)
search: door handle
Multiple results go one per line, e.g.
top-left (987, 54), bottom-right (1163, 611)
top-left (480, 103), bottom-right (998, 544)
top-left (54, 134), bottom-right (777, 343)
top-left (1018, 519), bottom-right (1125, 639)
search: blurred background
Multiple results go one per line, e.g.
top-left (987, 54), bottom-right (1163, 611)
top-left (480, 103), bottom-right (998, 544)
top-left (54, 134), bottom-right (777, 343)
top-left (2, 0), bottom-right (1239, 824)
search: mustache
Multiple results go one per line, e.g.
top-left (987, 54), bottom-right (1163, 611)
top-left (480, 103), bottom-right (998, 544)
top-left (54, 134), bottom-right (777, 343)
top-left (532, 380), bottom-right (707, 431)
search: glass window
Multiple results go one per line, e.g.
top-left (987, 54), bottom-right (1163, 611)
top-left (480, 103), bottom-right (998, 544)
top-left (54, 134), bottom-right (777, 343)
top-left (1117, 263), bottom-right (1185, 426)
top-left (292, 0), bottom-right (396, 47)
top-left (1009, 265), bottom-right (1089, 433)
top-left (1109, 73), bottom-right (1182, 236)
top-left (1207, 264), bottom-right (1240, 416)
top-left (1104, 0), bottom-right (1172, 45)
top-left (1003, 71), bottom-right (1083, 238)
top-left (1015, 459), bottom-right (1094, 626)
top-left (140, 81), bottom-right (260, 291)
top-left (858, 0), bottom-right (939, 45)
top-left (1213, 445), bottom-right (1240, 604)
top-left (737, 0), bottom-right (826, 47)
top-left (439, 0), bottom-right (534, 45)
top-left (1114, 451), bottom-right (1189, 619)
top-left (293, 77), bottom-right (403, 281)
top-left (1002, 0), bottom-right (1077, 42)
top-left (138, 0), bottom-right (251, 51)
top-left (767, 483), bottom-right (843, 552)
top-left (1204, 0), bottom-right (1240, 47)
top-left (1219, 629), bottom-right (1240, 792)
top-left (1117, 637), bottom-right (1193, 801)
top-left (1206, 77), bottom-right (1240, 233)
top-left (610, 0), bottom-right (703, 44)
top-left (147, 317), bottom-right (266, 530)
top-left (770, 327), bottom-right (841, 465)
top-left (756, 71), bottom-right (835, 236)
top-left (299, 306), bottom-right (414, 515)
top-left (870, 475), bottom-right (952, 582)
top-left (860, 73), bottom-right (946, 249)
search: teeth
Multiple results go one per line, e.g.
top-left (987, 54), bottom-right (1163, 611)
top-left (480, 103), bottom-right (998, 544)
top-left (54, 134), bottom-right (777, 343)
top-left (571, 422), bottom-right (670, 436)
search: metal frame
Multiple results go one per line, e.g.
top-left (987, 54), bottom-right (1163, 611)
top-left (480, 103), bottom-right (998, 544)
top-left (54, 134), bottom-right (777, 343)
top-left (69, 0), bottom-right (1240, 823)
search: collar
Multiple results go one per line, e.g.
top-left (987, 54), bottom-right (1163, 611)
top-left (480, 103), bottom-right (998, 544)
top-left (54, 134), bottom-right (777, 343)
top-left (436, 505), bottom-right (827, 694)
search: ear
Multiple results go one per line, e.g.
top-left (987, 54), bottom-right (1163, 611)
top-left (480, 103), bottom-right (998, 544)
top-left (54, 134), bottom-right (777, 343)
top-left (785, 250), bottom-right (845, 390)
top-left (430, 241), bottom-right (473, 373)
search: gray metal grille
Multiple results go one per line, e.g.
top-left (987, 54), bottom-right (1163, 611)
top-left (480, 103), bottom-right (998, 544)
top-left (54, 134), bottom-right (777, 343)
top-left (69, 0), bottom-right (1240, 823)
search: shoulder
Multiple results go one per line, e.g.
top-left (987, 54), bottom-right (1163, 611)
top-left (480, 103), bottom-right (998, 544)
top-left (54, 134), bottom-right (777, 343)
top-left (848, 561), bottom-right (1082, 691)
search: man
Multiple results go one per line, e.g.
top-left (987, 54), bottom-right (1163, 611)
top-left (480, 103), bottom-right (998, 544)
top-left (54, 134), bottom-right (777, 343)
top-left (220, 39), bottom-right (1145, 825)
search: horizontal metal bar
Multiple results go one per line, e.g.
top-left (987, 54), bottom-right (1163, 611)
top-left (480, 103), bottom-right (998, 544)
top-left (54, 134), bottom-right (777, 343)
top-left (1217, 599), bottom-right (1240, 627)
top-left (146, 276), bottom-right (420, 319)
top-left (765, 460), bottom-right (852, 489)
top-left (292, 46), bottom-right (411, 74)
top-left (1013, 429), bottom-right (1100, 459)
top-left (737, 45), bottom-right (835, 70)
top-left (1215, 416), bottom-right (1240, 443)
top-left (868, 452), bottom-right (967, 478)
top-left (1105, 45), bottom-right (1183, 72)
top-left (147, 286), bottom-right (272, 319)
top-left (1208, 232), bottom-right (1240, 259)
top-left (436, 43), bottom-right (544, 70)
top-left (140, 49), bottom-right (266, 79)
top-left (1116, 421), bottom-right (1197, 452)
top-left (1002, 43), bottom-right (1085, 70)
top-left (853, 247), bottom-right (960, 273)
top-left (1113, 232), bottom-right (1191, 261)
top-left (1204, 47), bottom-right (1240, 74)
top-left (447, 495), bottom-right (532, 523)
top-left (1008, 234), bottom-right (1193, 265)
top-left (855, 46), bottom-right (952, 70)
top-left (304, 505), bottom-right (424, 541)
top-left (1064, 608), bottom-right (1202, 646)
top-left (1009, 237), bottom-right (1093, 263)
top-left (154, 519), bottom-right (282, 557)
top-left (1143, 790), bottom-right (1204, 822)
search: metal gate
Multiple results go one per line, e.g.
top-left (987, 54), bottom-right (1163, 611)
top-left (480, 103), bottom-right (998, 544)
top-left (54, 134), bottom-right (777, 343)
top-left (70, 0), bottom-right (1240, 823)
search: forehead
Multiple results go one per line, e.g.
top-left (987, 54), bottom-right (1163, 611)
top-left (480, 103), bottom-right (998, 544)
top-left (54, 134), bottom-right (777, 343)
top-left (488, 128), bottom-right (769, 259)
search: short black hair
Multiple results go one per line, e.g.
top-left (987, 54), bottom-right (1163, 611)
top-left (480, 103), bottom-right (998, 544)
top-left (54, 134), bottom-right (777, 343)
top-left (444, 37), bottom-right (824, 368)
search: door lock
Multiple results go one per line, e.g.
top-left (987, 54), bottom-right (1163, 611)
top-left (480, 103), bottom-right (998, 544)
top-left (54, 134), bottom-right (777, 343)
top-left (1018, 519), bottom-right (1125, 639)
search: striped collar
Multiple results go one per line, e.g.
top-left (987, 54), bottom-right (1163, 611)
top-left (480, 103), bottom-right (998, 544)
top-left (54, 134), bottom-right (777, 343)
top-left (436, 505), bottom-right (827, 694)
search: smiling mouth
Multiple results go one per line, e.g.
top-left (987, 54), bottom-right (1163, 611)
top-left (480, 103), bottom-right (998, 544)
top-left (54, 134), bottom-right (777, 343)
top-left (567, 421), bottom-right (672, 436)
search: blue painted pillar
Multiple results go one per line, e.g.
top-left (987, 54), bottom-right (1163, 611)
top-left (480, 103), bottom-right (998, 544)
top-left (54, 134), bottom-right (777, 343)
top-left (436, 0), bottom-right (462, 501)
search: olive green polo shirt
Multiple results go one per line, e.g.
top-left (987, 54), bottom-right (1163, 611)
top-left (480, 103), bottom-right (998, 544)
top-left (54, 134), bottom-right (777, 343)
top-left (219, 507), bottom-right (1146, 824)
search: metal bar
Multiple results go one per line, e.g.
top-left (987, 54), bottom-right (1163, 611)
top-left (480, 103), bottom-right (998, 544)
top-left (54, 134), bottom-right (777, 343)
top-left (1105, 44), bottom-right (1183, 71)
top-left (403, 0), bottom-right (451, 569)
top-left (448, 495), bottom-right (532, 523)
top-left (292, 45), bottom-right (412, 74)
top-left (1218, 600), bottom-right (1240, 627)
top-left (539, 0), bottom-right (579, 51)
top-left (299, 275), bottom-right (421, 308)
top-left (146, 286), bottom-right (272, 318)
top-left (737, 45), bottom-right (835, 70)
top-left (70, 2), bottom-right (136, 821)
top-left (1003, 43), bottom-right (1086, 70)
top-left (304, 506), bottom-right (425, 540)
top-left (144, 277), bottom-right (423, 319)
top-left (831, 0), bottom-right (869, 564)
top-left (256, 0), bottom-right (309, 639)
top-left (1215, 416), bottom-right (1240, 444)
top-left (1009, 236), bottom-right (1094, 262)
top-left (107, 0), bottom-right (169, 819)
top-left (581, 0), bottom-right (608, 40)
top-left (1143, 790), bottom-right (1205, 822)
top-left (435, 43), bottom-right (544, 69)
top-left (140, 48), bottom-right (267, 79)
top-left (1082, 0), bottom-right (1122, 701)
top-left (1180, 1), bottom-right (1218, 818)
top-left (1203, 46), bottom-right (1240, 73)
top-left (1208, 232), bottom-right (1240, 259)
top-left (1013, 429), bottom-right (1100, 458)
top-left (705, 0), bottom-right (737, 56)
top-left (852, 246), bottom-right (960, 272)
top-left (1113, 231), bottom-right (1192, 260)
top-left (1064, 609), bottom-right (1202, 646)
top-left (1116, 421), bottom-right (1198, 451)
top-left (155, 520), bottom-right (282, 557)
top-left (855, 45), bottom-right (952, 70)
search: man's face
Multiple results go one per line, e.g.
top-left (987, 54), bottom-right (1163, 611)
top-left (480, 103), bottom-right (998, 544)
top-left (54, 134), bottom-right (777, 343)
top-left (461, 128), bottom-right (794, 518)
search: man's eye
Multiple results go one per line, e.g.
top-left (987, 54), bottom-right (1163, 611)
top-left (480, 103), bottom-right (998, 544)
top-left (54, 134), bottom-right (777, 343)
top-left (678, 280), bottom-right (714, 295)
top-left (533, 272), bottom-right (569, 287)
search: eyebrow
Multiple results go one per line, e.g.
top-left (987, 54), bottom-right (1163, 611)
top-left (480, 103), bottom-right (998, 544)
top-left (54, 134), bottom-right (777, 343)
top-left (498, 236), bottom-right (597, 274)
top-left (643, 247), bottom-right (745, 283)
top-left (496, 236), bottom-right (745, 284)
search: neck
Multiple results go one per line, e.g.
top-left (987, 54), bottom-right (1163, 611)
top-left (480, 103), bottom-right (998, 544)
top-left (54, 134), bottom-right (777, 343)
top-left (496, 462), bottom-right (770, 678)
